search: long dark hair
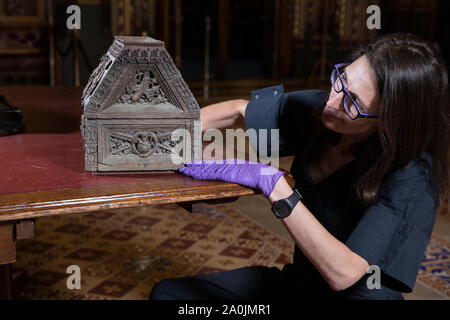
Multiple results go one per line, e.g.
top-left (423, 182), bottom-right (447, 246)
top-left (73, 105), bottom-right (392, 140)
top-left (347, 33), bottom-right (449, 208)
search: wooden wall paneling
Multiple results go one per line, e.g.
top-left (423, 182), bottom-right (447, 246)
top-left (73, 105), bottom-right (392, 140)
top-left (48, 0), bottom-right (56, 86)
top-left (262, 0), bottom-right (274, 77)
top-left (428, 0), bottom-right (439, 39)
top-left (161, 0), bottom-right (170, 52)
top-left (307, 0), bottom-right (332, 87)
top-left (135, 0), bottom-right (143, 34)
top-left (274, 0), bottom-right (294, 78)
top-left (111, 0), bottom-right (132, 36)
top-left (149, 0), bottom-right (156, 36)
top-left (292, 0), bottom-right (305, 42)
top-left (36, 0), bottom-right (46, 21)
top-left (381, 0), bottom-right (439, 39)
top-left (174, 0), bottom-right (182, 69)
top-left (0, 0), bottom-right (52, 85)
top-left (216, 0), bottom-right (229, 79)
top-left (111, 1), bottom-right (158, 39)
top-left (335, 0), bottom-right (378, 48)
top-left (0, 0), bottom-right (46, 27)
top-left (111, 0), bottom-right (119, 34)
top-left (292, 0), bottom-right (322, 46)
top-left (272, 0), bottom-right (280, 78)
top-left (124, 0), bottom-right (131, 35)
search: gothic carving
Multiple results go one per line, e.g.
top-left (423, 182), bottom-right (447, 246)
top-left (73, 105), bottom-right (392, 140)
top-left (118, 70), bottom-right (169, 105)
top-left (81, 36), bottom-right (201, 173)
top-left (83, 120), bottom-right (98, 171)
top-left (82, 54), bottom-right (111, 101)
top-left (110, 130), bottom-right (183, 157)
top-left (117, 48), bottom-right (170, 64)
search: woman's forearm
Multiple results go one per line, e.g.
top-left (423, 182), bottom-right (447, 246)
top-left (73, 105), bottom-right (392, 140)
top-left (200, 99), bottom-right (249, 132)
top-left (269, 177), bottom-right (370, 291)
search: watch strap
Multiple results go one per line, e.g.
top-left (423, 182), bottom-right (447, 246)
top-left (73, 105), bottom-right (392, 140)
top-left (271, 188), bottom-right (302, 219)
top-left (285, 188), bottom-right (302, 208)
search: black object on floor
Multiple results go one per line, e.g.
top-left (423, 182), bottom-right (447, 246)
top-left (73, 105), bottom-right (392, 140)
top-left (0, 94), bottom-right (25, 136)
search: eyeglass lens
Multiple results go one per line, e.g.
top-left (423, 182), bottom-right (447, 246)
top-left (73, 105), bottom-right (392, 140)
top-left (343, 96), bottom-right (358, 119)
top-left (332, 68), bottom-right (359, 119)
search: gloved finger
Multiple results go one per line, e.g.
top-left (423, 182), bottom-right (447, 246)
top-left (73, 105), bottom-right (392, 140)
top-left (184, 160), bottom-right (222, 168)
top-left (178, 166), bottom-right (198, 178)
top-left (178, 166), bottom-right (209, 179)
top-left (184, 160), bottom-right (205, 167)
top-left (178, 166), bottom-right (193, 175)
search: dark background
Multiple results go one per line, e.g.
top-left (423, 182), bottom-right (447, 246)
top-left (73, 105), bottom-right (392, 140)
top-left (0, 0), bottom-right (448, 89)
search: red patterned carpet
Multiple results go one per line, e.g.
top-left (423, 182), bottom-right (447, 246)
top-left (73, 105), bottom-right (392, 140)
top-left (13, 202), bottom-right (449, 299)
top-left (417, 234), bottom-right (450, 297)
top-left (14, 203), bottom-right (294, 299)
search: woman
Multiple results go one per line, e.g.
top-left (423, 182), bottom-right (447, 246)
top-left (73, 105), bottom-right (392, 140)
top-left (150, 33), bottom-right (449, 300)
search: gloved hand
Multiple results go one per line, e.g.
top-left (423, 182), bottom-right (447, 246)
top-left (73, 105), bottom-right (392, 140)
top-left (178, 159), bottom-right (284, 198)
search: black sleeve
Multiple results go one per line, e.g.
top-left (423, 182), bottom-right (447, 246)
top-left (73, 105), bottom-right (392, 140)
top-left (345, 152), bottom-right (439, 293)
top-left (244, 85), bottom-right (328, 157)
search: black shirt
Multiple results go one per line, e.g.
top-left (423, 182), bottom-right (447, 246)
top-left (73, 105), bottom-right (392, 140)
top-left (244, 85), bottom-right (439, 299)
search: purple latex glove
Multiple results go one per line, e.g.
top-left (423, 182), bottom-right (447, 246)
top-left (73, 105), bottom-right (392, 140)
top-left (178, 159), bottom-right (284, 198)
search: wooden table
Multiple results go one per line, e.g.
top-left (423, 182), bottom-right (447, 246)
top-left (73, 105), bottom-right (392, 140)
top-left (0, 86), bottom-right (271, 299)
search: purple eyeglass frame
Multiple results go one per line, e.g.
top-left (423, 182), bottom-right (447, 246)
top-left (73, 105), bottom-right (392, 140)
top-left (331, 63), bottom-right (379, 119)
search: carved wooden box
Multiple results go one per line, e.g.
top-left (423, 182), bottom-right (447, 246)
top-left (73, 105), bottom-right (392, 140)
top-left (81, 36), bottom-right (201, 173)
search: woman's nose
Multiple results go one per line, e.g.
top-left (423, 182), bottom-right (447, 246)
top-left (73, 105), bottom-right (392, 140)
top-left (327, 90), bottom-right (344, 109)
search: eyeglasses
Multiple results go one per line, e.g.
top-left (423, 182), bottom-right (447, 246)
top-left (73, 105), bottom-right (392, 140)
top-left (331, 63), bottom-right (379, 120)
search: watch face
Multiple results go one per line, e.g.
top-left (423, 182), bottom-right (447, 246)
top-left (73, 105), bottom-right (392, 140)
top-left (274, 201), bottom-right (291, 218)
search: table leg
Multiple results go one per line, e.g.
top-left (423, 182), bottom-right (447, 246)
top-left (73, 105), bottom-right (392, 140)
top-left (0, 264), bottom-right (12, 300)
top-left (0, 223), bottom-right (15, 300)
top-left (177, 197), bottom-right (239, 214)
top-left (0, 223), bottom-right (15, 264)
top-left (0, 220), bottom-right (34, 300)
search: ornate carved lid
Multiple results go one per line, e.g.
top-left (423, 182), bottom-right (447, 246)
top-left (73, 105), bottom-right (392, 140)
top-left (82, 36), bottom-right (199, 119)
top-left (114, 36), bottom-right (164, 47)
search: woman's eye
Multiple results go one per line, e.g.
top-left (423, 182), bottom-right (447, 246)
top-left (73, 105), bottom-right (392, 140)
top-left (355, 99), bottom-right (366, 110)
top-left (342, 73), bottom-right (349, 84)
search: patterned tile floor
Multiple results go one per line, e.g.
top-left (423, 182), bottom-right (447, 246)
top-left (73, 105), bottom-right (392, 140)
top-left (14, 203), bottom-right (294, 299)
top-left (416, 234), bottom-right (450, 297)
top-left (13, 201), bottom-right (450, 300)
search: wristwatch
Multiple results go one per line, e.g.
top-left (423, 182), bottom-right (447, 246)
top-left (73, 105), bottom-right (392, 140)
top-left (271, 188), bottom-right (302, 219)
